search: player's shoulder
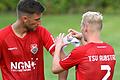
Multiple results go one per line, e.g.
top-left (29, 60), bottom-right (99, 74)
top-left (87, 42), bottom-right (114, 51)
top-left (0, 25), bottom-right (11, 33)
top-left (71, 43), bottom-right (92, 55)
top-left (103, 42), bottom-right (113, 47)
top-left (74, 43), bottom-right (94, 51)
top-left (0, 25), bottom-right (11, 39)
top-left (71, 42), bottom-right (100, 54)
top-left (102, 42), bottom-right (114, 50)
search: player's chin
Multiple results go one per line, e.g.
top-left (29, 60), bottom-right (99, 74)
top-left (28, 27), bottom-right (37, 31)
top-left (32, 26), bottom-right (38, 31)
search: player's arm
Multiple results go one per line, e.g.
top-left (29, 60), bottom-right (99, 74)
top-left (52, 33), bottom-right (82, 77)
top-left (57, 48), bottom-right (68, 80)
top-left (52, 33), bottom-right (67, 73)
top-left (52, 51), bottom-right (65, 73)
top-left (39, 28), bottom-right (68, 80)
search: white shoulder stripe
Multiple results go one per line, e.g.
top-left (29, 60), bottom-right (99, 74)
top-left (49, 44), bottom-right (55, 52)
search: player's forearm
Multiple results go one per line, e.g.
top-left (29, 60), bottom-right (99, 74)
top-left (52, 33), bottom-right (68, 77)
top-left (52, 47), bottom-right (61, 73)
top-left (58, 48), bottom-right (68, 80)
top-left (58, 70), bottom-right (68, 80)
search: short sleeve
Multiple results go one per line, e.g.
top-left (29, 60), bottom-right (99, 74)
top-left (38, 26), bottom-right (55, 55)
top-left (60, 47), bottom-right (83, 70)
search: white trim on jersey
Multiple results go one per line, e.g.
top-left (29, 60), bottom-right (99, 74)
top-left (49, 44), bottom-right (55, 52)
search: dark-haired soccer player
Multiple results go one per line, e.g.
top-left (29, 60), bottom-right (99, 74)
top-left (0, 0), bottom-right (67, 80)
top-left (52, 11), bottom-right (116, 80)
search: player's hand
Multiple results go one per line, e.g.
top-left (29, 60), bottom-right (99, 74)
top-left (68, 29), bottom-right (83, 40)
top-left (55, 33), bottom-right (66, 49)
top-left (68, 29), bottom-right (87, 45)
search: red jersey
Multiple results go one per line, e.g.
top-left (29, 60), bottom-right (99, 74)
top-left (60, 43), bottom-right (116, 80)
top-left (0, 25), bottom-right (55, 80)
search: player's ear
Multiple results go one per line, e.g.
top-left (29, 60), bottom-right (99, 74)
top-left (84, 22), bottom-right (89, 33)
top-left (82, 24), bottom-right (86, 33)
top-left (21, 16), bottom-right (28, 23)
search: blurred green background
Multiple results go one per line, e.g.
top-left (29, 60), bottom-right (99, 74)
top-left (0, 0), bottom-right (120, 14)
top-left (0, 0), bottom-right (120, 80)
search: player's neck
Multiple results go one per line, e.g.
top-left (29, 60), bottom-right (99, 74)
top-left (12, 20), bottom-right (27, 38)
top-left (87, 35), bottom-right (103, 44)
top-left (88, 39), bottom-right (103, 44)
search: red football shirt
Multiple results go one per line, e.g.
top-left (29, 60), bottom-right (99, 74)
top-left (0, 25), bottom-right (55, 80)
top-left (60, 42), bottom-right (116, 80)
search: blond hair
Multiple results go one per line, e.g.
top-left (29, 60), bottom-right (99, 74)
top-left (81, 11), bottom-right (103, 30)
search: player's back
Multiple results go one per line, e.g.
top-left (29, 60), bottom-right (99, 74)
top-left (76, 42), bottom-right (116, 80)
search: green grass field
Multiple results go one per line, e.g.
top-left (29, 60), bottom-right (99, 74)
top-left (0, 13), bottom-right (120, 80)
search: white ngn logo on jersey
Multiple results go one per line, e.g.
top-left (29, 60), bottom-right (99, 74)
top-left (11, 61), bottom-right (36, 72)
top-left (11, 58), bottom-right (38, 72)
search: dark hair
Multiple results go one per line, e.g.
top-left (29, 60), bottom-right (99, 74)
top-left (17, 0), bottom-right (45, 15)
